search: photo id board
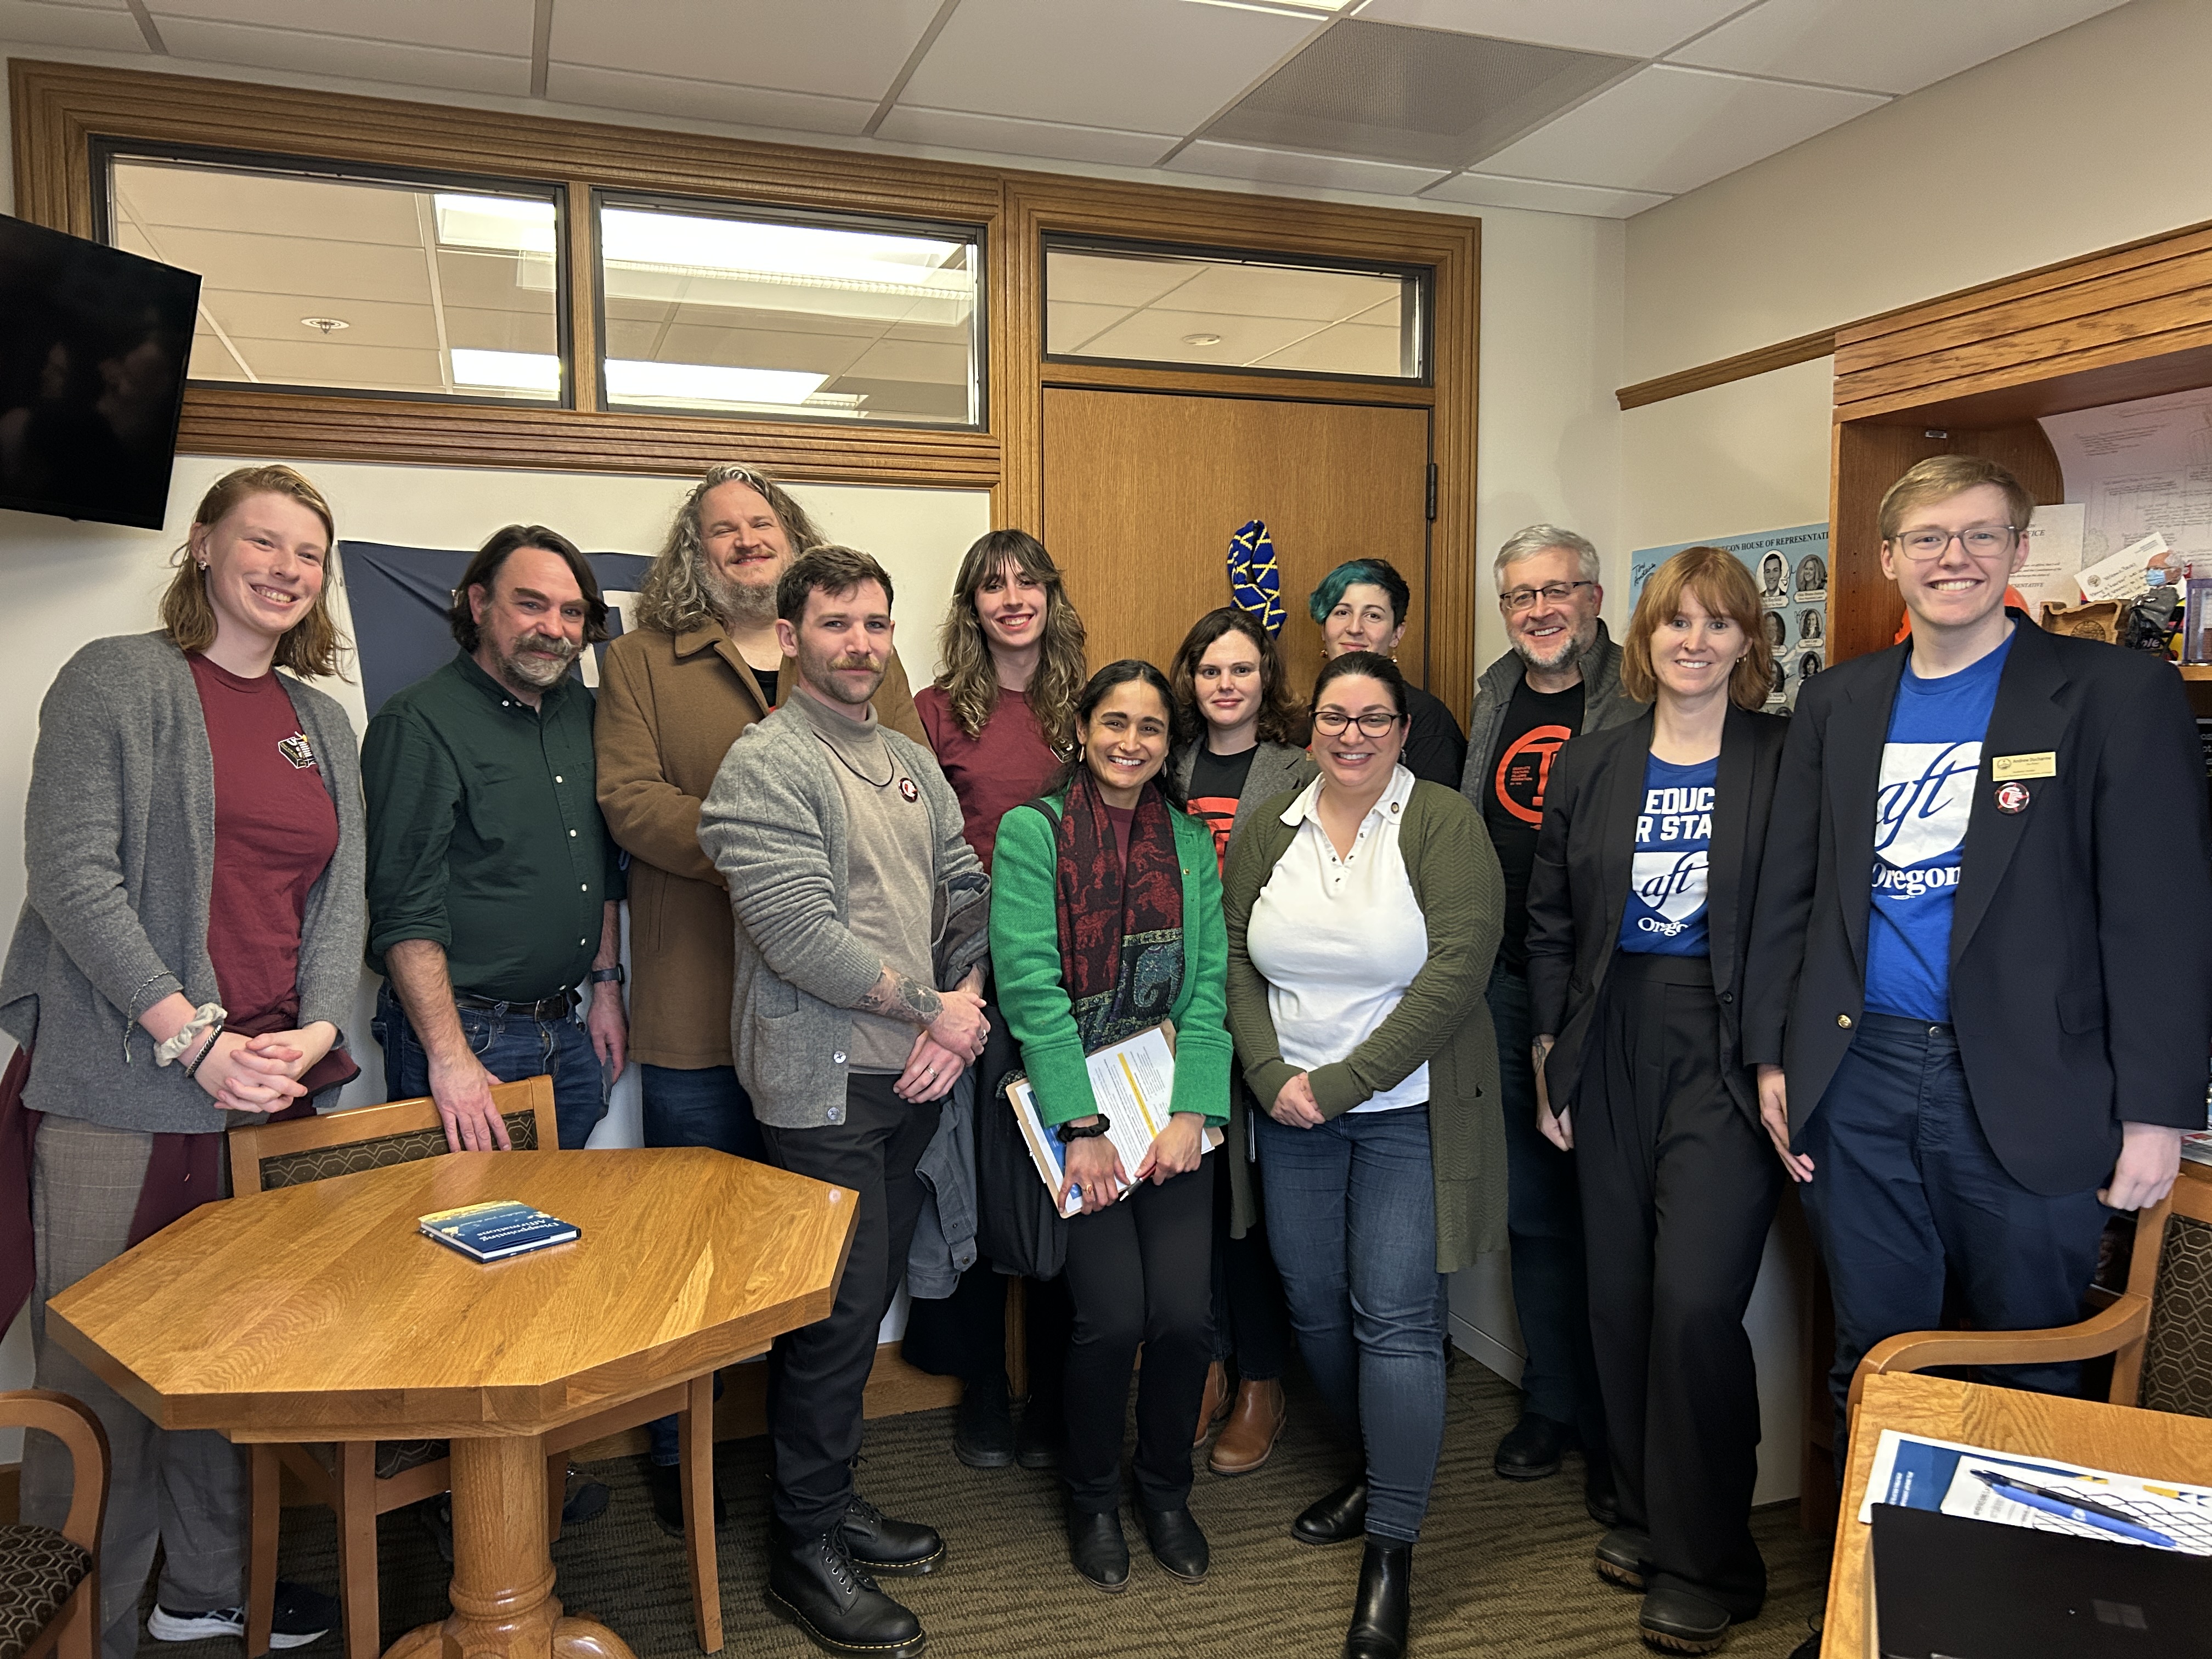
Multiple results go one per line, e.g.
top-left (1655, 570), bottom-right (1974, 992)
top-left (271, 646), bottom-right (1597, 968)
top-left (1628, 523), bottom-right (1829, 711)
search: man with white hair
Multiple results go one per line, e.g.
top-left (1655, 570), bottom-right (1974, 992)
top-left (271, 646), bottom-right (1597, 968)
top-left (1459, 524), bottom-right (1643, 1520)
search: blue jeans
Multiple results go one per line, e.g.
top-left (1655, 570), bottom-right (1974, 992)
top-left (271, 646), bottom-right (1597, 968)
top-left (372, 982), bottom-right (606, 1154)
top-left (1488, 962), bottom-right (1604, 1445)
top-left (639, 1064), bottom-right (761, 1464)
top-left (1258, 1104), bottom-right (1445, 1543)
top-left (1799, 1013), bottom-right (2109, 1459)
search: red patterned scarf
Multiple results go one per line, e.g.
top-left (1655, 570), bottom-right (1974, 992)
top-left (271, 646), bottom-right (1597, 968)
top-left (1052, 768), bottom-right (1184, 1049)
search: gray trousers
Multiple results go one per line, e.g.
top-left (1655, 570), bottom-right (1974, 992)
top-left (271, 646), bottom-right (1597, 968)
top-left (21, 1116), bottom-right (248, 1659)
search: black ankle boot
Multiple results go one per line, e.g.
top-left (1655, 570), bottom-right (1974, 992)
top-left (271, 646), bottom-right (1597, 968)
top-left (1293, 1477), bottom-right (1369, 1547)
top-left (1341, 1537), bottom-right (1411, 1659)
top-left (953, 1373), bottom-right (1014, 1469)
top-left (765, 1522), bottom-right (925, 1658)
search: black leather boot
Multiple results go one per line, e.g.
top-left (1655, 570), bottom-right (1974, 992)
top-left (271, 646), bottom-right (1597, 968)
top-left (953, 1374), bottom-right (1014, 1469)
top-left (1066, 1506), bottom-right (1130, 1594)
top-left (839, 1495), bottom-right (944, 1576)
top-left (1342, 1537), bottom-right (1411, 1659)
top-left (765, 1522), bottom-right (926, 1658)
top-left (1138, 1505), bottom-right (1209, 1583)
top-left (1293, 1477), bottom-right (1369, 1547)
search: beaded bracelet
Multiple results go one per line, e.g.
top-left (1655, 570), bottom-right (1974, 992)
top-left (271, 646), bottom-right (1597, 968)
top-left (155, 1001), bottom-right (228, 1067)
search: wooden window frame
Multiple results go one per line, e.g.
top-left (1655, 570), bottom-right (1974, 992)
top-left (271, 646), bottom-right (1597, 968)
top-left (9, 57), bottom-right (1481, 718)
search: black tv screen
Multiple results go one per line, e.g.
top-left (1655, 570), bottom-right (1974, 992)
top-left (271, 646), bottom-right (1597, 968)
top-left (0, 213), bottom-right (199, 531)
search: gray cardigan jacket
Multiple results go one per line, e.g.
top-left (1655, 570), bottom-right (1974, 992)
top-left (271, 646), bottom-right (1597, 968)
top-left (0, 633), bottom-right (366, 1132)
top-left (1458, 619), bottom-right (1643, 809)
top-left (1169, 739), bottom-right (1318, 849)
top-left (697, 698), bottom-right (990, 1130)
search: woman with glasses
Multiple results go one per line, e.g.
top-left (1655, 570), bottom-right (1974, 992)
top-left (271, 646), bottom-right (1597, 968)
top-left (1522, 546), bottom-right (1787, 1655)
top-left (1308, 558), bottom-right (1465, 786)
top-left (1224, 651), bottom-right (1504, 1659)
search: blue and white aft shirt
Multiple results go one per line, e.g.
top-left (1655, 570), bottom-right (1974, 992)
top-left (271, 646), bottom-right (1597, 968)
top-left (1617, 752), bottom-right (1717, 957)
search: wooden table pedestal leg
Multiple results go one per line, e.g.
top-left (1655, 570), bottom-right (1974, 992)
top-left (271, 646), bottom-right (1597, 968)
top-left (383, 1436), bottom-right (633, 1659)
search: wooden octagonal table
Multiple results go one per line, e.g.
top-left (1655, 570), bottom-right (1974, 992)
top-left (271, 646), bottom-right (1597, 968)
top-left (44, 1148), bottom-right (857, 1659)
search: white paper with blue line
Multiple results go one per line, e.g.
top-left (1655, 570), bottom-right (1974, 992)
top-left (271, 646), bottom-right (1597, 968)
top-left (1860, 1429), bottom-right (2212, 1554)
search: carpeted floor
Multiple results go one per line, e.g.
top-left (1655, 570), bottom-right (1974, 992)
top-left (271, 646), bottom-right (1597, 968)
top-left (148, 1361), bottom-right (1831, 1658)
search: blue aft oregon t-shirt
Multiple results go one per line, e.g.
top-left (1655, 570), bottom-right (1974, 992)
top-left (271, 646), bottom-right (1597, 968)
top-left (1618, 752), bottom-right (1717, 957)
top-left (1866, 631), bottom-right (2014, 1021)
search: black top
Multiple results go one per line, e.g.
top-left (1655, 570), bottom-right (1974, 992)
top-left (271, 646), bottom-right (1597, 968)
top-left (752, 662), bottom-right (780, 708)
top-left (1401, 681), bottom-right (1467, 791)
top-left (1478, 676), bottom-right (1585, 969)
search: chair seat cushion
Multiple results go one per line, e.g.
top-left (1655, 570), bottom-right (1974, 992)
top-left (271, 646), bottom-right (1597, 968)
top-left (0, 1525), bottom-right (92, 1659)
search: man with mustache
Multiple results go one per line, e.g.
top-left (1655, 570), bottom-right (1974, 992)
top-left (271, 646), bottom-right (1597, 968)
top-left (1458, 523), bottom-right (1643, 1519)
top-left (363, 524), bottom-right (629, 1178)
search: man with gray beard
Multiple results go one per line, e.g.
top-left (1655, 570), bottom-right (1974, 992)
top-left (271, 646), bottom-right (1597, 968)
top-left (1459, 524), bottom-right (1643, 1519)
top-left (363, 524), bottom-right (628, 1171)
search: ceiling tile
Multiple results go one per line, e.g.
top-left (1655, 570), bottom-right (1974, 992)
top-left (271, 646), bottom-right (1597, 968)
top-left (1075, 306), bottom-right (1318, 366)
top-left (1671, 0), bottom-right (2134, 95)
top-left (114, 165), bottom-right (430, 246)
top-left (1251, 320), bottom-right (1402, 375)
top-left (204, 288), bottom-right (437, 348)
top-left (1351, 0), bottom-right (1750, 58)
top-left (898, 0), bottom-right (1318, 135)
top-left (0, 0), bottom-right (150, 52)
top-left (1420, 170), bottom-right (1669, 218)
top-left (151, 0), bottom-right (531, 55)
top-left (1046, 301), bottom-right (1137, 353)
top-left (652, 323), bottom-right (877, 377)
top-left (234, 338), bottom-right (445, 388)
top-left (876, 106), bottom-right (1177, 168)
top-left (1155, 262), bottom-right (1402, 323)
top-left (442, 307), bottom-right (558, 353)
top-left (546, 0), bottom-right (942, 101)
top-left (144, 226), bottom-right (434, 305)
top-left (1165, 140), bottom-right (1448, 196)
top-left (1204, 19), bottom-right (1634, 168)
top-left (1046, 252), bottom-right (1206, 309)
top-left (149, 14), bottom-right (529, 94)
top-left (1471, 63), bottom-right (1886, 195)
top-left (545, 64), bottom-right (876, 135)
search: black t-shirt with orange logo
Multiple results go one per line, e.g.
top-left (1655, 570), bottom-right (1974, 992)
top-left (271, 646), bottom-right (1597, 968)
top-left (1187, 743), bottom-right (1259, 873)
top-left (1482, 676), bottom-right (1584, 970)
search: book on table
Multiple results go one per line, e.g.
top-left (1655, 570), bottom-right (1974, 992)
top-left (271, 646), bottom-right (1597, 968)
top-left (419, 1199), bottom-right (580, 1261)
top-left (1005, 1022), bottom-right (1222, 1218)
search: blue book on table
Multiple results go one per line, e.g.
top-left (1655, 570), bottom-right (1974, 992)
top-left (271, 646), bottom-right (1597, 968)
top-left (419, 1199), bottom-right (580, 1262)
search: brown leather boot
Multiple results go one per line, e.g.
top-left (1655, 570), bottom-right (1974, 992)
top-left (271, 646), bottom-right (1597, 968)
top-left (1207, 1378), bottom-right (1286, 1476)
top-left (1193, 1361), bottom-right (1231, 1446)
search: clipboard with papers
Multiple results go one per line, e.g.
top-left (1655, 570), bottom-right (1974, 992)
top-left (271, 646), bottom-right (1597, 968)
top-left (1005, 1022), bottom-right (1221, 1217)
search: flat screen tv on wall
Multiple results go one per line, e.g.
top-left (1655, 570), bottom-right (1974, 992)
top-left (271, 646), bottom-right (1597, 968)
top-left (0, 213), bottom-right (199, 531)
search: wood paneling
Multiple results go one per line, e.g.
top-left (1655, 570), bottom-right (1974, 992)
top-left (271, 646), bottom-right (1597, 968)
top-left (1042, 386), bottom-right (1433, 695)
top-left (1614, 329), bottom-right (1837, 411)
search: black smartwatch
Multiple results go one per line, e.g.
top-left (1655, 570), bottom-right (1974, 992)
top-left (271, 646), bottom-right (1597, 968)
top-left (1055, 1115), bottom-right (1111, 1144)
top-left (590, 966), bottom-right (625, 985)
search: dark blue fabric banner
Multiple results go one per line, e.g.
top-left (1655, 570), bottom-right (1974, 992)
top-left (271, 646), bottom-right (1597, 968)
top-left (341, 541), bottom-right (654, 716)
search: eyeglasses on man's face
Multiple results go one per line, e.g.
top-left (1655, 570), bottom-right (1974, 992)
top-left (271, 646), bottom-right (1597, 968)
top-left (1892, 524), bottom-right (2019, 562)
top-left (1499, 579), bottom-right (1594, 613)
top-left (1312, 708), bottom-right (1403, 736)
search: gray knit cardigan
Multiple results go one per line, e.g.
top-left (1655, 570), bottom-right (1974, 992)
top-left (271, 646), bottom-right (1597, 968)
top-left (0, 633), bottom-right (366, 1132)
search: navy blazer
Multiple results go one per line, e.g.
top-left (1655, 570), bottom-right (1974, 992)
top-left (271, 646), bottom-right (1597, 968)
top-left (1741, 613), bottom-right (2212, 1195)
top-left (1525, 703), bottom-right (1789, 1125)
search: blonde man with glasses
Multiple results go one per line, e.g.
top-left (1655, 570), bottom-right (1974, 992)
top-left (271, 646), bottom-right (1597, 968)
top-left (1458, 524), bottom-right (1644, 1520)
top-left (1744, 455), bottom-right (2212, 1487)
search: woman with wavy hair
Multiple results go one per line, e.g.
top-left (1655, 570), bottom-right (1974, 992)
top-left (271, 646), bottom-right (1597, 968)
top-left (592, 461), bottom-right (927, 1532)
top-left (4, 464), bottom-right (364, 1658)
top-left (904, 529), bottom-right (1088, 1471)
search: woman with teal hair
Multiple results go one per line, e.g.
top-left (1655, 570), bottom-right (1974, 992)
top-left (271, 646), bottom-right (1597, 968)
top-left (1308, 558), bottom-right (1466, 787)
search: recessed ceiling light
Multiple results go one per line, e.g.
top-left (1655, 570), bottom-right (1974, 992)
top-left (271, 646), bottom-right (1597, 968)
top-left (1182, 332), bottom-right (1224, 346)
top-left (300, 317), bottom-right (349, 335)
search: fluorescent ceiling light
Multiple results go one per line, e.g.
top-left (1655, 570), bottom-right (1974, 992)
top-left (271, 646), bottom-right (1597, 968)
top-left (601, 207), bottom-right (968, 292)
top-left (435, 195), bottom-right (557, 256)
top-left (450, 348), bottom-right (561, 393)
top-left (605, 359), bottom-right (828, 407)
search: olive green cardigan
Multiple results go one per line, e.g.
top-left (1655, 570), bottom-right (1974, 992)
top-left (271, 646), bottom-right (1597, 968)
top-left (1222, 777), bottom-right (1506, 1274)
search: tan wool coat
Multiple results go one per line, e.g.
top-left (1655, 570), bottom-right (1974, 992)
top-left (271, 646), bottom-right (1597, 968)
top-left (594, 620), bottom-right (926, 1070)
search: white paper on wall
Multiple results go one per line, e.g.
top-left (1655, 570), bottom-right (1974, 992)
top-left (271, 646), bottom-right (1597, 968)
top-left (2041, 388), bottom-right (2212, 565)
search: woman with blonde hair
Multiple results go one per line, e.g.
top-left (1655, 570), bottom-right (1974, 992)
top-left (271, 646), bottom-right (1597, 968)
top-left (1522, 546), bottom-right (1787, 1655)
top-left (905, 529), bottom-right (1087, 1471)
top-left (3, 464), bottom-right (364, 1658)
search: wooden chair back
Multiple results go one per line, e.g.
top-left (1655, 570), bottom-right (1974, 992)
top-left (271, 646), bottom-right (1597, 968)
top-left (0, 1389), bottom-right (110, 1659)
top-left (225, 1075), bottom-right (558, 1197)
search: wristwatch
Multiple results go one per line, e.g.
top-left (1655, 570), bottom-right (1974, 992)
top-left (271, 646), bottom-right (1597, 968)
top-left (1055, 1115), bottom-right (1111, 1144)
top-left (590, 966), bottom-right (625, 985)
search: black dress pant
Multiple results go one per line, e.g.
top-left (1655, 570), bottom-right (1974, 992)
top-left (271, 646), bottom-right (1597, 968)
top-left (1576, 952), bottom-right (1782, 1617)
top-left (758, 1074), bottom-right (941, 1538)
top-left (1060, 1160), bottom-right (1214, 1514)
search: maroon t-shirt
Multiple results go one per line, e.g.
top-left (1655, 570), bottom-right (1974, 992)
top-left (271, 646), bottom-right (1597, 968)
top-left (188, 654), bottom-right (340, 1031)
top-left (916, 682), bottom-right (1060, 871)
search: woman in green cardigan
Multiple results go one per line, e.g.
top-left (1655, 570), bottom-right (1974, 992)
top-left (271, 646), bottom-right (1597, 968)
top-left (1223, 651), bottom-right (1506, 1659)
top-left (991, 659), bottom-right (1233, 1596)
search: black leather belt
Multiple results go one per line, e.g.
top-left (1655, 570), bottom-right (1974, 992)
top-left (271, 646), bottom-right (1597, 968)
top-left (454, 989), bottom-right (575, 1019)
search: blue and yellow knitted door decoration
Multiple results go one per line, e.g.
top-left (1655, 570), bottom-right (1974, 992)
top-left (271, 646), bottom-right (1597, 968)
top-left (1227, 519), bottom-right (1285, 638)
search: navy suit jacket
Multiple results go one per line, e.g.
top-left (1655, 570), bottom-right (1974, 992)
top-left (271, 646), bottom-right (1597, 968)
top-left (1742, 612), bottom-right (2212, 1195)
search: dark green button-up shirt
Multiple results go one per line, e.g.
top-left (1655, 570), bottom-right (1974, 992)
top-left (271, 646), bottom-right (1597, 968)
top-left (362, 652), bottom-right (624, 1001)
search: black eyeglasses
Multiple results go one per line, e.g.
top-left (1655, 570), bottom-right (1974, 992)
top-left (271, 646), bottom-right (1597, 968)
top-left (1313, 709), bottom-right (1403, 736)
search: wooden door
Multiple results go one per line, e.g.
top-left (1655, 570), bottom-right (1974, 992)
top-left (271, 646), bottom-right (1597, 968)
top-left (1041, 387), bottom-right (1434, 694)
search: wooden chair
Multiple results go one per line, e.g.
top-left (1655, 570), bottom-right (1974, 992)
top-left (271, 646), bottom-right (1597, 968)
top-left (230, 1077), bottom-right (721, 1659)
top-left (1849, 1161), bottom-right (2212, 1420)
top-left (0, 1390), bottom-right (109, 1659)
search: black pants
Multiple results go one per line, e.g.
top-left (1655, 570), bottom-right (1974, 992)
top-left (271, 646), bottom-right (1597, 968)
top-left (1210, 1139), bottom-right (1292, 1378)
top-left (1060, 1161), bottom-right (1214, 1514)
top-left (758, 1074), bottom-right (941, 1538)
top-left (1576, 953), bottom-right (1782, 1617)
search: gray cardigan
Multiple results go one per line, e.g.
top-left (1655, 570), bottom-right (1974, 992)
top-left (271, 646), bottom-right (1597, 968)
top-left (0, 633), bottom-right (367, 1132)
top-left (1458, 619), bottom-right (1643, 809)
top-left (696, 699), bottom-right (990, 1130)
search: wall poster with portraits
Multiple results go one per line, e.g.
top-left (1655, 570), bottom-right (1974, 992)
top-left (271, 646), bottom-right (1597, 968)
top-left (1628, 522), bottom-right (1829, 712)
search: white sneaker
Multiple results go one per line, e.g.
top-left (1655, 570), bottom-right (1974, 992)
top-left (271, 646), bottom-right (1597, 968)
top-left (150, 1582), bottom-right (338, 1649)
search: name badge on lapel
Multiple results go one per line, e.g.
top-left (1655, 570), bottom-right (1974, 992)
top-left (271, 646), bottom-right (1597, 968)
top-left (1991, 751), bottom-right (2056, 781)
